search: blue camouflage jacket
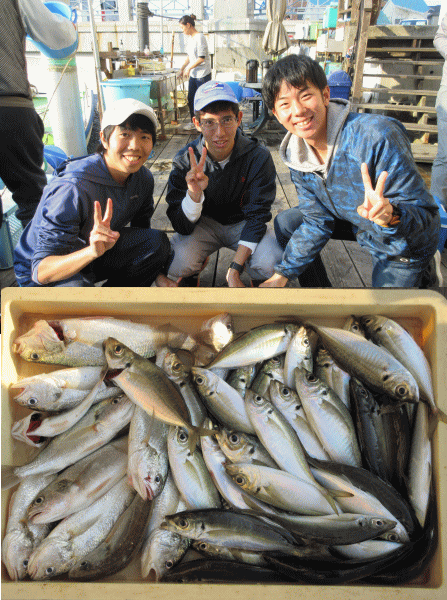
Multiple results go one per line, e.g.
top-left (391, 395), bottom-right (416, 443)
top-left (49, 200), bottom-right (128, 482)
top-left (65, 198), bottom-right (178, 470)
top-left (275, 99), bottom-right (440, 281)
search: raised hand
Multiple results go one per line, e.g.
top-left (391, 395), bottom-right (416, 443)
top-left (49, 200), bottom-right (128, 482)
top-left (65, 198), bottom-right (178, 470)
top-left (185, 146), bottom-right (208, 202)
top-left (357, 163), bottom-right (393, 227)
top-left (89, 199), bottom-right (120, 258)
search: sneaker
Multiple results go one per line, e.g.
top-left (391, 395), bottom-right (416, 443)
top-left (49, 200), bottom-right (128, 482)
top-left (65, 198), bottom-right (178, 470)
top-left (420, 250), bottom-right (444, 288)
top-left (182, 122), bottom-right (196, 131)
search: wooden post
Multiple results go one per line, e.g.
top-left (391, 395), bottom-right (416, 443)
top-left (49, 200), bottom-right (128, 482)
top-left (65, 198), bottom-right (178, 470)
top-left (350, 0), bottom-right (373, 106)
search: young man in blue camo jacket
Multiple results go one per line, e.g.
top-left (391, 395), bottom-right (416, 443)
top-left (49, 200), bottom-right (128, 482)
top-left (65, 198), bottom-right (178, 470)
top-left (259, 54), bottom-right (441, 288)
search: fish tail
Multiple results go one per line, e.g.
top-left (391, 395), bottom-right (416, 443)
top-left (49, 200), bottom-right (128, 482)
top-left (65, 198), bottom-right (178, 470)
top-left (324, 489), bottom-right (353, 514)
top-left (1, 465), bottom-right (21, 490)
top-left (188, 426), bottom-right (216, 453)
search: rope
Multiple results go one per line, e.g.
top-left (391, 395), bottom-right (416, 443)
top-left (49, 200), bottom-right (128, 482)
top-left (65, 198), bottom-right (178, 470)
top-left (40, 58), bottom-right (73, 124)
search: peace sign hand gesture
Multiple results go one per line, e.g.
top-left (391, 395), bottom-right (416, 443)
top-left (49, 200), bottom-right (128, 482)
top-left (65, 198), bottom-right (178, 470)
top-left (185, 146), bottom-right (208, 203)
top-left (89, 198), bottom-right (120, 258)
top-left (357, 163), bottom-right (394, 227)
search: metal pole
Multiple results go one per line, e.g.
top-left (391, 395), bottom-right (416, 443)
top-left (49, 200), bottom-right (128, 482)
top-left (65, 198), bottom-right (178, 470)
top-left (160, 1), bottom-right (164, 55)
top-left (87, 0), bottom-right (104, 117)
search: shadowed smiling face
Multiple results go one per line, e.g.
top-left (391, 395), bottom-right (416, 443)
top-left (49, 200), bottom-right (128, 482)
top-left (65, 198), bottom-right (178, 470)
top-left (102, 125), bottom-right (154, 184)
top-left (272, 80), bottom-right (330, 149)
top-left (193, 109), bottom-right (242, 162)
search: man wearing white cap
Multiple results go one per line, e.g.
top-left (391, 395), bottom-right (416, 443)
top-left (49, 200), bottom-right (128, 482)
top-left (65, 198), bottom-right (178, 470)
top-left (13, 98), bottom-right (174, 287)
top-left (163, 80), bottom-right (283, 287)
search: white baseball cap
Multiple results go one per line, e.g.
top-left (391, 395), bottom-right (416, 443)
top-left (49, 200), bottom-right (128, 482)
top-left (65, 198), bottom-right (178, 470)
top-left (101, 98), bottom-right (159, 131)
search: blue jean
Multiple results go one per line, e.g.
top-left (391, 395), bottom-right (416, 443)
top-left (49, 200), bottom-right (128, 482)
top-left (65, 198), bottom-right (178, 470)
top-left (274, 207), bottom-right (432, 288)
top-left (16, 227), bottom-right (172, 287)
top-left (187, 73), bottom-right (212, 119)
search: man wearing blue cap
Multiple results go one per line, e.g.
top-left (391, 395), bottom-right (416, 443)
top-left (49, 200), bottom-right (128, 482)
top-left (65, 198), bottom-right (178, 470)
top-left (164, 80), bottom-right (283, 287)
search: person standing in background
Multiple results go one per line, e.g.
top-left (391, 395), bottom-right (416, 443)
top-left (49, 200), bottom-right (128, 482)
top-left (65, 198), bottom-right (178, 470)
top-left (432, 4), bottom-right (447, 211)
top-left (177, 14), bottom-right (212, 131)
top-left (0, 0), bottom-right (77, 229)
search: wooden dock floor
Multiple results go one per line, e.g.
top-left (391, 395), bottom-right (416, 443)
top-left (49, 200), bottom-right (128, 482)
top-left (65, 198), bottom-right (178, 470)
top-left (1, 100), bottom-right (446, 296)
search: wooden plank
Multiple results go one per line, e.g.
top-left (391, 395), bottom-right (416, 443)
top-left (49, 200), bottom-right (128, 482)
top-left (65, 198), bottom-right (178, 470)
top-left (364, 59), bottom-right (443, 66)
top-left (320, 240), bottom-right (365, 287)
top-left (366, 47), bottom-right (439, 53)
top-left (353, 104), bottom-right (436, 114)
top-left (361, 88), bottom-right (438, 96)
top-left (361, 73), bottom-right (441, 81)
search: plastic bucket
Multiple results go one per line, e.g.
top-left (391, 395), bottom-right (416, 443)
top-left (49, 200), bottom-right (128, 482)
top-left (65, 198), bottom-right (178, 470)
top-left (27, 2), bottom-right (78, 59)
top-left (100, 78), bottom-right (153, 110)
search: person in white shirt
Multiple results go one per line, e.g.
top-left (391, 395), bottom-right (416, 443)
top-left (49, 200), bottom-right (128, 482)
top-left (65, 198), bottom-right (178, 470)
top-left (178, 14), bottom-right (212, 131)
top-left (432, 6), bottom-right (447, 211)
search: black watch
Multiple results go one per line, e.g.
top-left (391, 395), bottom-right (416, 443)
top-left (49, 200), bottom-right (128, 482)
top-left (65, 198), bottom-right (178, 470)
top-left (229, 261), bottom-right (244, 274)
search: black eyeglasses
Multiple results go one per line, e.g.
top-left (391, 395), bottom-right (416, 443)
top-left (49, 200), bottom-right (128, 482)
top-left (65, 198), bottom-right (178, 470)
top-left (199, 116), bottom-right (237, 132)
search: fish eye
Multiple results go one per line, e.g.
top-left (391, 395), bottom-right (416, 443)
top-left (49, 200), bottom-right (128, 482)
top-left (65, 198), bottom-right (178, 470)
top-left (235, 475), bottom-right (246, 485)
top-left (45, 566), bottom-right (55, 575)
top-left (113, 344), bottom-right (124, 355)
top-left (306, 374), bottom-right (317, 382)
top-left (395, 385), bottom-right (408, 397)
top-left (112, 397), bottom-right (120, 404)
top-left (28, 398), bottom-right (38, 406)
top-left (374, 519), bottom-right (384, 527)
top-left (33, 496), bottom-right (44, 505)
top-left (281, 387), bottom-right (290, 396)
top-left (165, 560), bottom-right (174, 569)
top-left (228, 433), bottom-right (240, 444)
top-left (195, 376), bottom-right (205, 385)
top-left (154, 475), bottom-right (161, 484)
top-left (198, 542), bottom-right (208, 551)
top-left (80, 560), bottom-right (90, 568)
top-left (178, 429), bottom-right (189, 442)
top-left (303, 338), bottom-right (310, 346)
top-left (351, 324), bottom-right (360, 331)
top-left (172, 362), bottom-right (182, 372)
top-left (22, 559), bottom-right (29, 567)
top-left (30, 353), bottom-right (40, 361)
top-left (253, 395), bottom-right (264, 404)
top-left (272, 357), bottom-right (281, 364)
top-left (386, 532), bottom-right (399, 542)
top-left (177, 518), bottom-right (189, 529)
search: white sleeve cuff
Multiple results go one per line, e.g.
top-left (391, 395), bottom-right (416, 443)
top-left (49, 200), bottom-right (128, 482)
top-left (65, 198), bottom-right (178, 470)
top-left (239, 241), bottom-right (258, 254)
top-left (182, 191), bottom-right (204, 222)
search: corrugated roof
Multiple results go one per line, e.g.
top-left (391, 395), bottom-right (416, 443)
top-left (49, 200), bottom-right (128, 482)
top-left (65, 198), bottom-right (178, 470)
top-left (386, 0), bottom-right (429, 13)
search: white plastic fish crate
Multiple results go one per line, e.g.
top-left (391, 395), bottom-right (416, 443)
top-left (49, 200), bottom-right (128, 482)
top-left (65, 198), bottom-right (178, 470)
top-left (1, 287), bottom-right (446, 600)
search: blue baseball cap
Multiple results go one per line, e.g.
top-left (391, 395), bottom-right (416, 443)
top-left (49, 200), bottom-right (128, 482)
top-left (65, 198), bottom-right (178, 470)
top-left (194, 81), bottom-right (239, 112)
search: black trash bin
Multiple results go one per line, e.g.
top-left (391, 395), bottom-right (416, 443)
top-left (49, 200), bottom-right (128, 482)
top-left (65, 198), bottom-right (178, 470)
top-left (246, 59), bottom-right (259, 83)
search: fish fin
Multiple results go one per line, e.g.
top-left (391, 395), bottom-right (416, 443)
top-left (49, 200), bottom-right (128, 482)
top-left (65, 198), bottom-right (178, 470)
top-left (188, 429), bottom-right (200, 454)
top-left (435, 406), bottom-right (447, 425)
top-left (1, 465), bottom-right (21, 490)
top-left (196, 426), bottom-right (217, 438)
top-left (324, 489), bottom-right (353, 515)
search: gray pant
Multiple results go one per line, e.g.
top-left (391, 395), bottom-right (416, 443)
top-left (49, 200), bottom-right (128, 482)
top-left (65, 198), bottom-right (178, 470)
top-left (431, 85), bottom-right (447, 209)
top-left (168, 215), bottom-right (284, 280)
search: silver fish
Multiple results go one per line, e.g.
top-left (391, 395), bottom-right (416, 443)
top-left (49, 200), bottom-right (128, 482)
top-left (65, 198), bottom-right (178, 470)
top-left (26, 477), bottom-right (136, 580)
top-left (315, 347), bottom-right (351, 410)
top-left (225, 462), bottom-right (337, 516)
top-left (158, 347), bottom-right (207, 427)
top-left (200, 424), bottom-right (278, 515)
top-left (214, 428), bottom-right (278, 468)
top-left (244, 389), bottom-right (318, 483)
top-left (167, 426), bottom-right (221, 510)
top-left (360, 314), bottom-right (445, 420)
top-left (140, 527), bottom-right (190, 581)
top-left (192, 539), bottom-right (268, 566)
top-left (268, 380), bottom-right (329, 461)
top-left (2, 394), bottom-right (134, 490)
top-left (68, 493), bottom-right (152, 581)
top-left (195, 313), bottom-right (234, 352)
top-left (192, 367), bottom-right (255, 433)
top-left (12, 317), bottom-right (195, 367)
top-left (11, 366), bottom-right (108, 446)
top-left (10, 366), bottom-right (120, 412)
top-left (103, 338), bottom-right (213, 450)
top-left (334, 540), bottom-right (403, 560)
top-left (250, 354), bottom-right (285, 401)
top-left (205, 323), bottom-right (299, 369)
top-left (128, 406), bottom-right (169, 501)
top-left (309, 325), bottom-right (419, 404)
top-left (226, 364), bottom-right (258, 399)
top-left (160, 508), bottom-right (304, 556)
top-left (27, 437), bottom-right (129, 524)
top-left (1, 473), bottom-right (56, 580)
top-left (294, 367), bottom-right (362, 468)
top-left (283, 325), bottom-right (317, 389)
top-left (407, 402), bottom-right (432, 528)
top-left (343, 315), bottom-right (366, 337)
